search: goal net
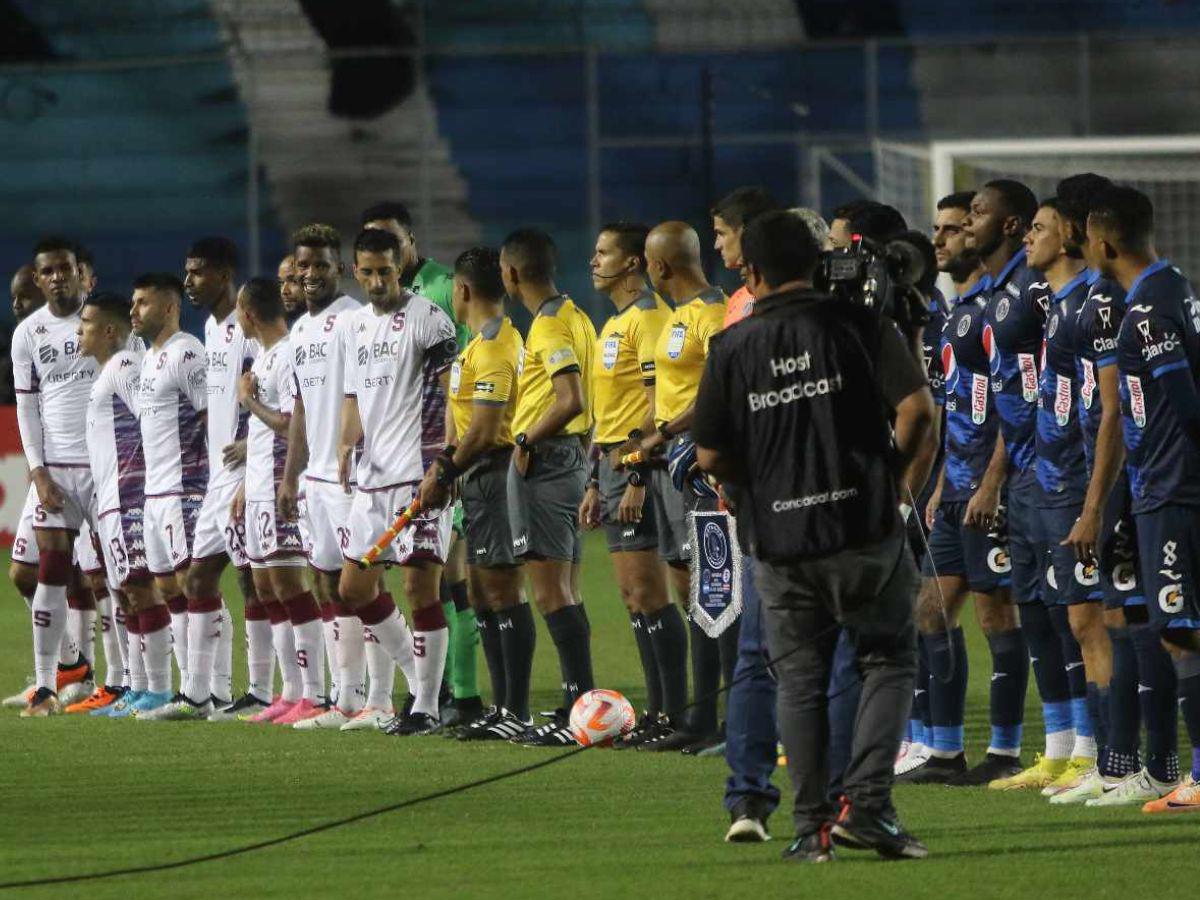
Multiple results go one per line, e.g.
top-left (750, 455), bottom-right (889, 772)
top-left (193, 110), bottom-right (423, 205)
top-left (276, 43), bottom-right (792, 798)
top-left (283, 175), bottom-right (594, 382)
top-left (875, 136), bottom-right (1200, 278)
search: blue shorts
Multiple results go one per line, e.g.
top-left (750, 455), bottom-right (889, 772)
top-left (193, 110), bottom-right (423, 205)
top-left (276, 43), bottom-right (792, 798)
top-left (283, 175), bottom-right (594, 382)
top-left (1100, 473), bottom-right (1143, 611)
top-left (1038, 502), bottom-right (1103, 606)
top-left (1135, 504), bottom-right (1200, 634)
top-left (1006, 475), bottom-right (1043, 605)
top-left (920, 500), bottom-right (1011, 593)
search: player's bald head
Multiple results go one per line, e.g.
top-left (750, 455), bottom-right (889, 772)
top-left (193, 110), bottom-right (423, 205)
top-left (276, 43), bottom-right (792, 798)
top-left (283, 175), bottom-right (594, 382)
top-left (11, 264), bottom-right (36, 295)
top-left (11, 264), bottom-right (44, 321)
top-left (646, 221), bottom-right (702, 269)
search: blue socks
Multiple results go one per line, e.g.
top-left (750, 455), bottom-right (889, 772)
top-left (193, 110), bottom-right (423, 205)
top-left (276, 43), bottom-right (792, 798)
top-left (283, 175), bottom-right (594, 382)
top-left (927, 627), bottom-right (967, 754)
top-left (908, 636), bottom-right (931, 746)
top-left (1101, 627), bottom-right (1140, 779)
top-left (1131, 624), bottom-right (1179, 783)
top-left (1019, 601), bottom-right (1073, 751)
top-left (985, 628), bottom-right (1027, 754)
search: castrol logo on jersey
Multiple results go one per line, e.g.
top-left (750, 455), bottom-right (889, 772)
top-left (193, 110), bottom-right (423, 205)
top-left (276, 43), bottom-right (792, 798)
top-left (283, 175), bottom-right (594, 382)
top-left (1017, 353), bottom-right (1038, 403)
top-left (1080, 359), bottom-right (1096, 410)
top-left (1054, 374), bottom-right (1072, 427)
top-left (1127, 375), bottom-right (1146, 428)
top-left (970, 373), bottom-right (988, 425)
top-left (941, 344), bottom-right (959, 393)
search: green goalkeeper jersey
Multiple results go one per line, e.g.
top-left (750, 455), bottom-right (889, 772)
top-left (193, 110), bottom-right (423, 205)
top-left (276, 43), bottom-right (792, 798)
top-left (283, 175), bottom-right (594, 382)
top-left (407, 256), bottom-right (471, 349)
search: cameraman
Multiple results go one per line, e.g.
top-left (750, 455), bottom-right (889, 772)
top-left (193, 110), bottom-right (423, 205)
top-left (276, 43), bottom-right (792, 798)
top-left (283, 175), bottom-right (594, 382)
top-left (693, 211), bottom-right (936, 863)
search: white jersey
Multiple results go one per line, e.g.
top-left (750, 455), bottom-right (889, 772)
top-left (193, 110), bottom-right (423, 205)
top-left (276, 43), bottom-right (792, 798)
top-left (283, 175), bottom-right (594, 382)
top-left (204, 310), bottom-right (259, 490)
top-left (11, 305), bottom-right (97, 466)
top-left (138, 331), bottom-right (209, 497)
top-left (342, 294), bottom-right (457, 489)
top-left (87, 349), bottom-right (145, 517)
top-left (289, 294), bottom-right (361, 484)
top-left (245, 336), bottom-right (295, 503)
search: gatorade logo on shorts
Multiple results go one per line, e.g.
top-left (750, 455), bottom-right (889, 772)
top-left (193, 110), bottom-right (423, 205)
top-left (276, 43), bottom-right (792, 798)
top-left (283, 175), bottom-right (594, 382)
top-left (987, 547), bottom-right (1011, 574)
top-left (1112, 561), bottom-right (1137, 592)
top-left (1046, 563), bottom-right (1058, 591)
top-left (1074, 560), bottom-right (1099, 587)
top-left (1159, 582), bottom-right (1184, 615)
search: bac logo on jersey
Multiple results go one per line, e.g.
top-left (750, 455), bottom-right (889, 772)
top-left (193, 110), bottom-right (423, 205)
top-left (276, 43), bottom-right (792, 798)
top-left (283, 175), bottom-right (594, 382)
top-left (666, 324), bottom-right (687, 360)
top-left (296, 346), bottom-right (307, 366)
top-left (38, 345), bottom-right (58, 365)
top-left (602, 336), bottom-right (620, 371)
top-left (987, 547), bottom-right (1011, 574)
top-left (357, 346), bottom-right (369, 366)
top-left (1127, 375), bottom-right (1146, 428)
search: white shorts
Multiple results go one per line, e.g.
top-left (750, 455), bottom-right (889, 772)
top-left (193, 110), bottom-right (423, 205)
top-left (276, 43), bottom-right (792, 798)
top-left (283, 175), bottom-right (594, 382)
top-left (245, 498), bottom-right (306, 569)
top-left (143, 494), bottom-right (202, 576)
top-left (303, 477), bottom-right (354, 572)
top-left (12, 484), bottom-right (38, 566)
top-left (192, 477), bottom-right (249, 569)
top-left (345, 482), bottom-right (453, 567)
top-left (97, 507), bottom-right (149, 587)
top-left (31, 464), bottom-right (94, 533)
top-left (75, 519), bottom-right (103, 575)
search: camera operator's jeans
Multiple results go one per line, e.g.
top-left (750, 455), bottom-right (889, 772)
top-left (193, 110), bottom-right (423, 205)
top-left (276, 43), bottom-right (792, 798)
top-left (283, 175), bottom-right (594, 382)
top-left (723, 561), bottom-right (863, 818)
top-left (758, 528), bottom-right (918, 837)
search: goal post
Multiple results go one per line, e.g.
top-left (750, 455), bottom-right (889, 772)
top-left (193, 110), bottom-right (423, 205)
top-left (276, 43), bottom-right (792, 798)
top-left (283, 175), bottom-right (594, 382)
top-left (875, 135), bottom-right (1200, 277)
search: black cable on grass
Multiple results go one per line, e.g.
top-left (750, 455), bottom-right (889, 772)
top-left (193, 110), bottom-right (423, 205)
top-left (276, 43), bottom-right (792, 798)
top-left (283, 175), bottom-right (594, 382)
top-left (0, 609), bottom-right (865, 889)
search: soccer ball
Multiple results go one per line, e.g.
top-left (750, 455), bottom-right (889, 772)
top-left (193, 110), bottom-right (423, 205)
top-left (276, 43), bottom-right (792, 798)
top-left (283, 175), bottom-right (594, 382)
top-left (568, 689), bottom-right (636, 747)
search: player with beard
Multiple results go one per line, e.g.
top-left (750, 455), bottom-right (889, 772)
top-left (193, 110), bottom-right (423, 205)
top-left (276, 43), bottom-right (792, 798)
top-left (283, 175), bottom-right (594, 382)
top-left (129, 273), bottom-right (214, 720)
top-left (182, 238), bottom-right (268, 722)
top-left (11, 238), bottom-right (108, 716)
top-left (361, 201), bottom-right (479, 725)
top-left (335, 228), bottom-right (456, 736)
top-left (278, 255), bottom-right (305, 326)
top-left (962, 182), bottom-right (1084, 791)
top-left (1060, 175), bottom-right (1180, 806)
top-left (901, 192), bottom-right (1028, 786)
top-left (577, 222), bottom-right (684, 744)
top-left (279, 225), bottom-right (398, 732)
top-left (1093, 186), bottom-right (1200, 813)
top-left (76, 292), bottom-right (168, 717)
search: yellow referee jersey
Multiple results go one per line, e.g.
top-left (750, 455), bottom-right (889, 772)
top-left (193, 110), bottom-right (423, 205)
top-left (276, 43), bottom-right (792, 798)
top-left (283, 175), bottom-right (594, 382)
top-left (449, 314), bottom-right (523, 448)
top-left (653, 286), bottom-right (726, 427)
top-left (513, 294), bottom-right (597, 438)
top-left (593, 289), bottom-right (672, 444)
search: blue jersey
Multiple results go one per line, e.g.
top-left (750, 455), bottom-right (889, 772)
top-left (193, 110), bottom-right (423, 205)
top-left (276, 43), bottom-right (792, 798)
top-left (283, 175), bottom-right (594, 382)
top-left (940, 281), bottom-right (997, 503)
top-left (1036, 270), bottom-right (1091, 505)
top-left (1074, 271), bottom-right (1127, 471)
top-left (923, 288), bottom-right (951, 407)
top-left (1116, 260), bottom-right (1200, 513)
top-left (982, 249), bottom-right (1053, 487)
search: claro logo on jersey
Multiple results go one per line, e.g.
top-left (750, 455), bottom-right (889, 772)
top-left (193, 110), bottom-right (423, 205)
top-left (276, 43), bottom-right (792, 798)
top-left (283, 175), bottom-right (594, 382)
top-left (1127, 375), bottom-right (1146, 428)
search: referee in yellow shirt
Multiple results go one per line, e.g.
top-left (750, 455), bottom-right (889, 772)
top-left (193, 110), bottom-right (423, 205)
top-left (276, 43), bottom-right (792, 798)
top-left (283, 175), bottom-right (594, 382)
top-left (637, 220), bottom-right (739, 754)
top-left (578, 222), bottom-right (689, 745)
top-left (500, 228), bottom-right (598, 746)
top-left (420, 247), bottom-right (537, 741)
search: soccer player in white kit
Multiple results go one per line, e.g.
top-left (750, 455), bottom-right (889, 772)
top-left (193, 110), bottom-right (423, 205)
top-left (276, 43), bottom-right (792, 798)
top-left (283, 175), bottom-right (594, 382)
top-left (181, 238), bottom-right (269, 722)
top-left (278, 225), bottom-right (398, 731)
top-left (229, 276), bottom-right (329, 726)
top-left (77, 292), bottom-right (177, 717)
top-left (11, 238), bottom-right (105, 716)
top-left (337, 228), bottom-right (458, 736)
top-left (129, 272), bottom-right (214, 720)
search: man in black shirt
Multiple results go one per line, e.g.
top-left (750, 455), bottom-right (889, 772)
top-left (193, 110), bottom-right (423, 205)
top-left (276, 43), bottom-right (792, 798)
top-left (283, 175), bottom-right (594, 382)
top-left (694, 211), bottom-right (935, 863)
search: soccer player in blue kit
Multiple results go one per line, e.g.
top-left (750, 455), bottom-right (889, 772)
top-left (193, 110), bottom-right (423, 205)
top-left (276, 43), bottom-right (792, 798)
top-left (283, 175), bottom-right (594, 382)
top-left (900, 191), bottom-right (1029, 786)
top-left (1025, 195), bottom-right (1113, 802)
top-left (1093, 185), bottom-right (1200, 813)
top-left (1061, 174), bottom-right (1180, 806)
top-left (960, 181), bottom-right (1083, 792)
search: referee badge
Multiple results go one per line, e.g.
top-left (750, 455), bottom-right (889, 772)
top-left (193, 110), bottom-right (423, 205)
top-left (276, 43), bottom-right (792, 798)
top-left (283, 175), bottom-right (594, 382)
top-left (666, 324), bottom-right (687, 360)
top-left (602, 336), bottom-right (619, 371)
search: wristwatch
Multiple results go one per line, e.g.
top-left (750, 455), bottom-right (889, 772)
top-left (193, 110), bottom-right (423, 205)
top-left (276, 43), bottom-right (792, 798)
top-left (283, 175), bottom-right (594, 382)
top-left (515, 432), bottom-right (532, 452)
top-left (627, 470), bottom-right (645, 488)
top-left (628, 428), bottom-right (644, 442)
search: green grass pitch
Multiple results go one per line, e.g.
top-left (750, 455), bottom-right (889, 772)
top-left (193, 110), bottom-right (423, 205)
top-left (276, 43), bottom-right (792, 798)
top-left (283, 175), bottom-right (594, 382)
top-left (0, 535), bottom-right (1195, 899)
